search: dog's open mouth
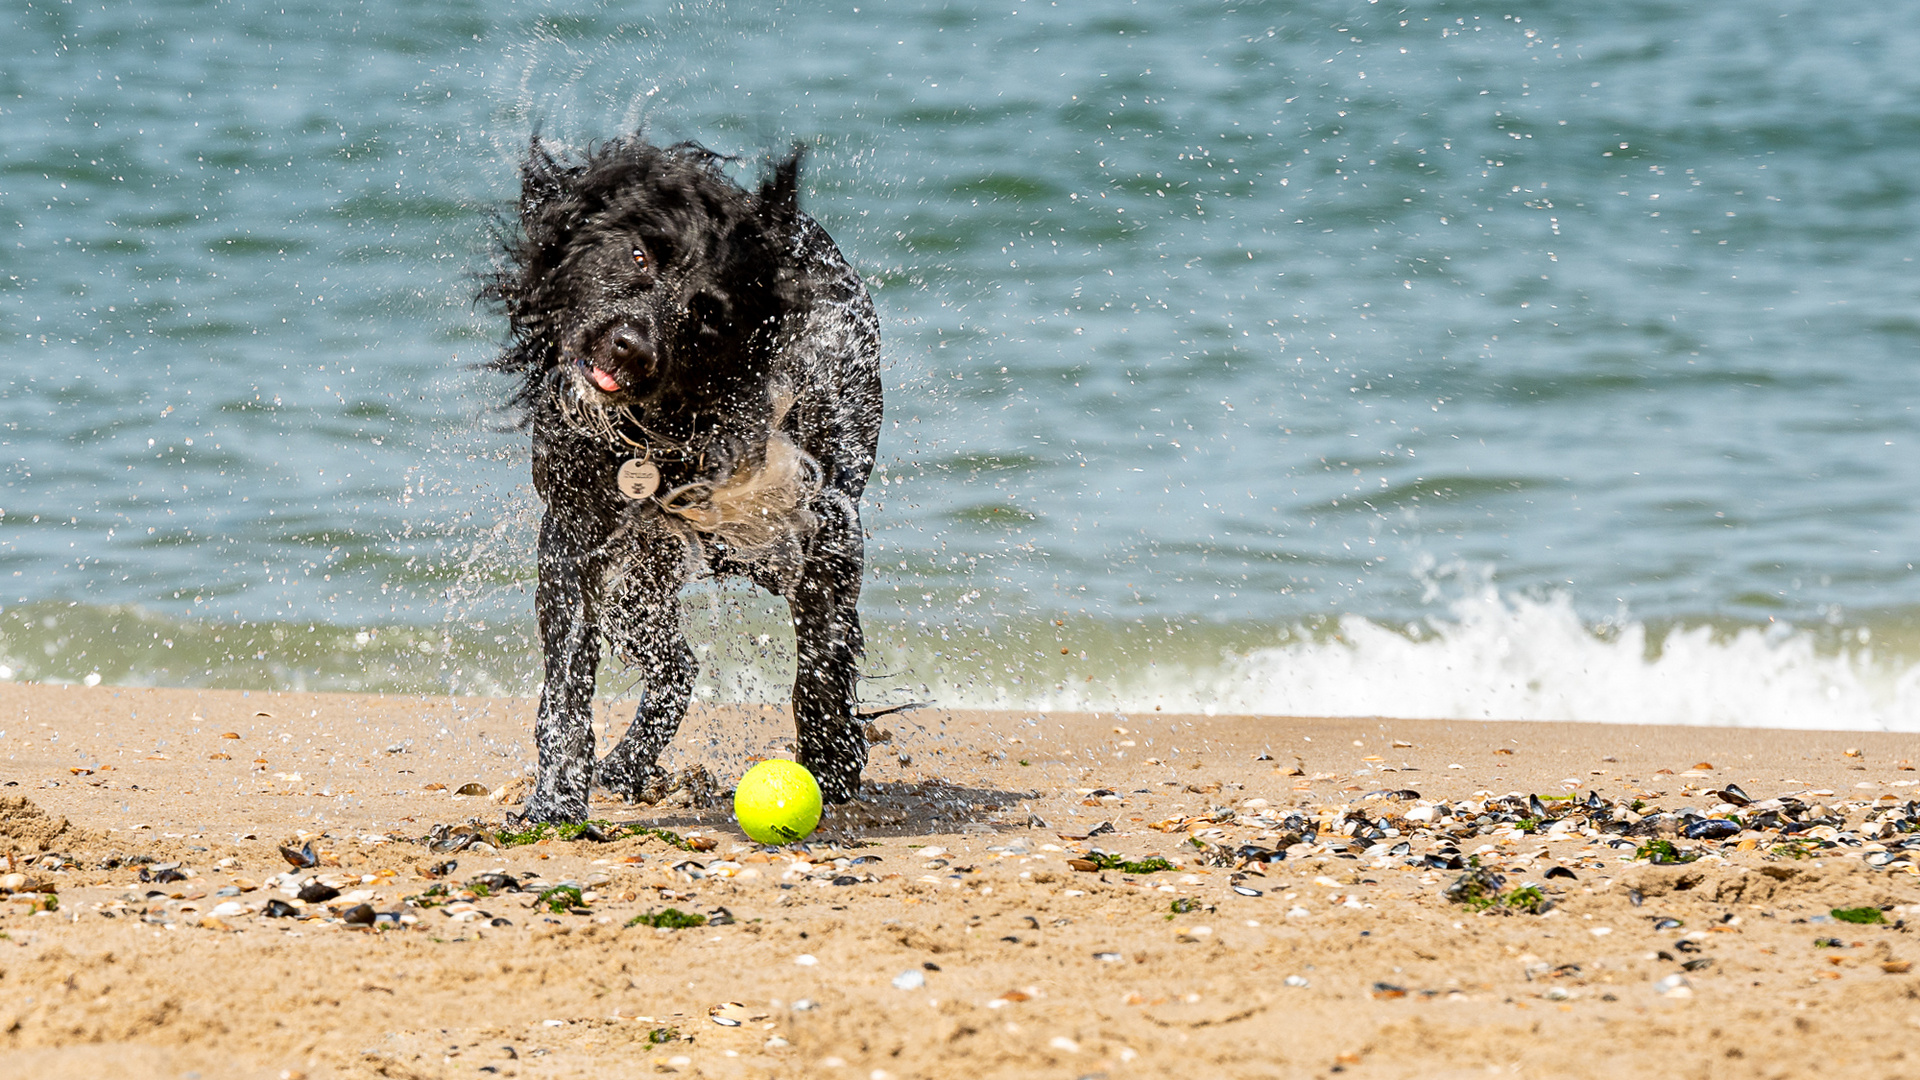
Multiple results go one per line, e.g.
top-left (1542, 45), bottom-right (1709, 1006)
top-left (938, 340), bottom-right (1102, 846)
top-left (583, 363), bottom-right (622, 394)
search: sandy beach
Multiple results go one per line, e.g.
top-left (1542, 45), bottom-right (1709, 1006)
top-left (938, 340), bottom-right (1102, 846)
top-left (5, 680), bottom-right (1920, 1079)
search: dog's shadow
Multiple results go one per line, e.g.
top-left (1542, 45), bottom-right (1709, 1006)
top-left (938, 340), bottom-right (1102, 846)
top-left (598, 778), bottom-right (1040, 841)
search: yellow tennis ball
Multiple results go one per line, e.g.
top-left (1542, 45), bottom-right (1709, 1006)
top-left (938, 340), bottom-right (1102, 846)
top-left (733, 760), bottom-right (822, 844)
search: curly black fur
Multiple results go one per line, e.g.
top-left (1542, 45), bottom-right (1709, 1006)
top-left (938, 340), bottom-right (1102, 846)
top-left (482, 135), bottom-right (883, 823)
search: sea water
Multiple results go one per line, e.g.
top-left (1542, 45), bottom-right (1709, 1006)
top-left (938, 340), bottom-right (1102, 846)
top-left (4, 0), bottom-right (1918, 730)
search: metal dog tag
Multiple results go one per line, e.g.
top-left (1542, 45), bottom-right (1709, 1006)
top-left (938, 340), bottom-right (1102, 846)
top-left (616, 458), bottom-right (661, 500)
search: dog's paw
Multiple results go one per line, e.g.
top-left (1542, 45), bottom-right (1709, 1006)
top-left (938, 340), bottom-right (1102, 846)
top-left (519, 795), bottom-right (589, 825)
top-left (593, 757), bottom-right (663, 802)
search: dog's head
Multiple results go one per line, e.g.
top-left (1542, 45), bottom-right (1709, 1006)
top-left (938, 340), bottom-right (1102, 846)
top-left (486, 136), bottom-right (806, 445)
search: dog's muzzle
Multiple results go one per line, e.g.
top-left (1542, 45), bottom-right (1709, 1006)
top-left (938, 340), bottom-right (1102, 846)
top-left (569, 320), bottom-right (656, 396)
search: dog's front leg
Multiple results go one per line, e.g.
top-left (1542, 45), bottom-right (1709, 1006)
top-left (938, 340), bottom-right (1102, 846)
top-left (789, 489), bottom-right (868, 804)
top-left (595, 610), bottom-right (696, 800)
top-left (525, 529), bottom-right (603, 824)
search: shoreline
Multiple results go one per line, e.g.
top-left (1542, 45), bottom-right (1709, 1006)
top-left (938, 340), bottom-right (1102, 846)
top-left (5, 681), bottom-right (1920, 1078)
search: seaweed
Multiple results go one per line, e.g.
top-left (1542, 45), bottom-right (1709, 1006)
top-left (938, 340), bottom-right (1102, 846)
top-left (1831, 906), bottom-right (1887, 925)
top-left (626, 907), bottom-right (707, 930)
top-left (1444, 865), bottom-right (1552, 914)
top-left (1634, 839), bottom-right (1700, 865)
top-left (1086, 852), bottom-right (1176, 874)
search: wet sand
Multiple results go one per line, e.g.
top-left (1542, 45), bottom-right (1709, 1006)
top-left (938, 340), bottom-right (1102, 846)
top-left (5, 680), bottom-right (1920, 1079)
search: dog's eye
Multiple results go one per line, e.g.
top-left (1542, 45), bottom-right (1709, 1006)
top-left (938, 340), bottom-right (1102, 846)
top-left (631, 247), bottom-right (647, 268)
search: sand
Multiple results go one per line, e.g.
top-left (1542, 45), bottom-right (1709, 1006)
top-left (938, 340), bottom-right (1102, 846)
top-left (5, 680), bottom-right (1920, 1079)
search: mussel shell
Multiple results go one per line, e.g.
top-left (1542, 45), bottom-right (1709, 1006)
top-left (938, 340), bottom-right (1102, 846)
top-left (1682, 818), bottom-right (1740, 840)
top-left (298, 882), bottom-right (341, 904)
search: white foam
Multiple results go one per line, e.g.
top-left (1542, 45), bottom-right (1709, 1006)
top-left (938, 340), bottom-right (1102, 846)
top-left (997, 585), bottom-right (1920, 732)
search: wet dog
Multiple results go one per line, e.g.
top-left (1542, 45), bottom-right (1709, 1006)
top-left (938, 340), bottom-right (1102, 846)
top-left (483, 135), bottom-right (882, 823)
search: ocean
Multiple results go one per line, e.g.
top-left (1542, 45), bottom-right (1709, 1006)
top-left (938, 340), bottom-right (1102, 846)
top-left (4, 0), bottom-right (1919, 730)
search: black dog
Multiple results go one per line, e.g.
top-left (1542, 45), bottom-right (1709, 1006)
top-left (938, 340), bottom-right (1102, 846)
top-left (483, 135), bottom-right (882, 824)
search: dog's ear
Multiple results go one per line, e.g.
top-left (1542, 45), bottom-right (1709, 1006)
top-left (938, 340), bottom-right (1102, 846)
top-left (687, 288), bottom-right (736, 337)
top-left (757, 143), bottom-right (805, 237)
top-left (519, 134), bottom-right (571, 222)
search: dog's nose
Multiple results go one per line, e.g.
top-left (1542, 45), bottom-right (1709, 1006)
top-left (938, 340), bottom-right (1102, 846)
top-left (607, 324), bottom-right (654, 371)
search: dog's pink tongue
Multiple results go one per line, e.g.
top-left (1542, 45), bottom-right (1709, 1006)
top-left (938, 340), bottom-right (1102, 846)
top-left (587, 366), bottom-right (621, 393)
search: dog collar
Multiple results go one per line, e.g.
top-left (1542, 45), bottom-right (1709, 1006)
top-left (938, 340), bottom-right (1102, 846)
top-left (616, 456), bottom-right (661, 500)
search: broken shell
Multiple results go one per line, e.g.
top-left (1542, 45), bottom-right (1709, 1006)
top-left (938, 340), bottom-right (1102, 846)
top-left (708, 1001), bottom-right (765, 1025)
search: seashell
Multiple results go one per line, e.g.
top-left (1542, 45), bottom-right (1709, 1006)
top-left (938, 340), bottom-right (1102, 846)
top-left (891, 969), bottom-right (926, 990)
top-left (210, 900), bottom-right (248, 918)
top-left (298, 882), bottom-right (340, 904)
top-left (1232, 885), bottom-right (1263, 897)
top-left (429, 826), bottom-right (497, 854)
top-left (1653, 973), bottom-right (1692, 998)
top-left (279, 843), bottom-right (318, 869)
top-left (489, 917), bottom-right (512, 927)
top-left (1683, 818), bottom-right (1740, 840)
top-left (1652, 917), bottom-right (1683, 930)
top-left (1092, 952), bottom-right (1123, 963)
top-left (1544, 866), bottom-right (1577, 880)
top-left (455, 782), bottom-right (490, 796)
top-left (263, 899), bottom-right (299, 918)
top-left (340, 903), bottom-right (376, 925)
top-left (1284, 975), bottom-right (1309, 987)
